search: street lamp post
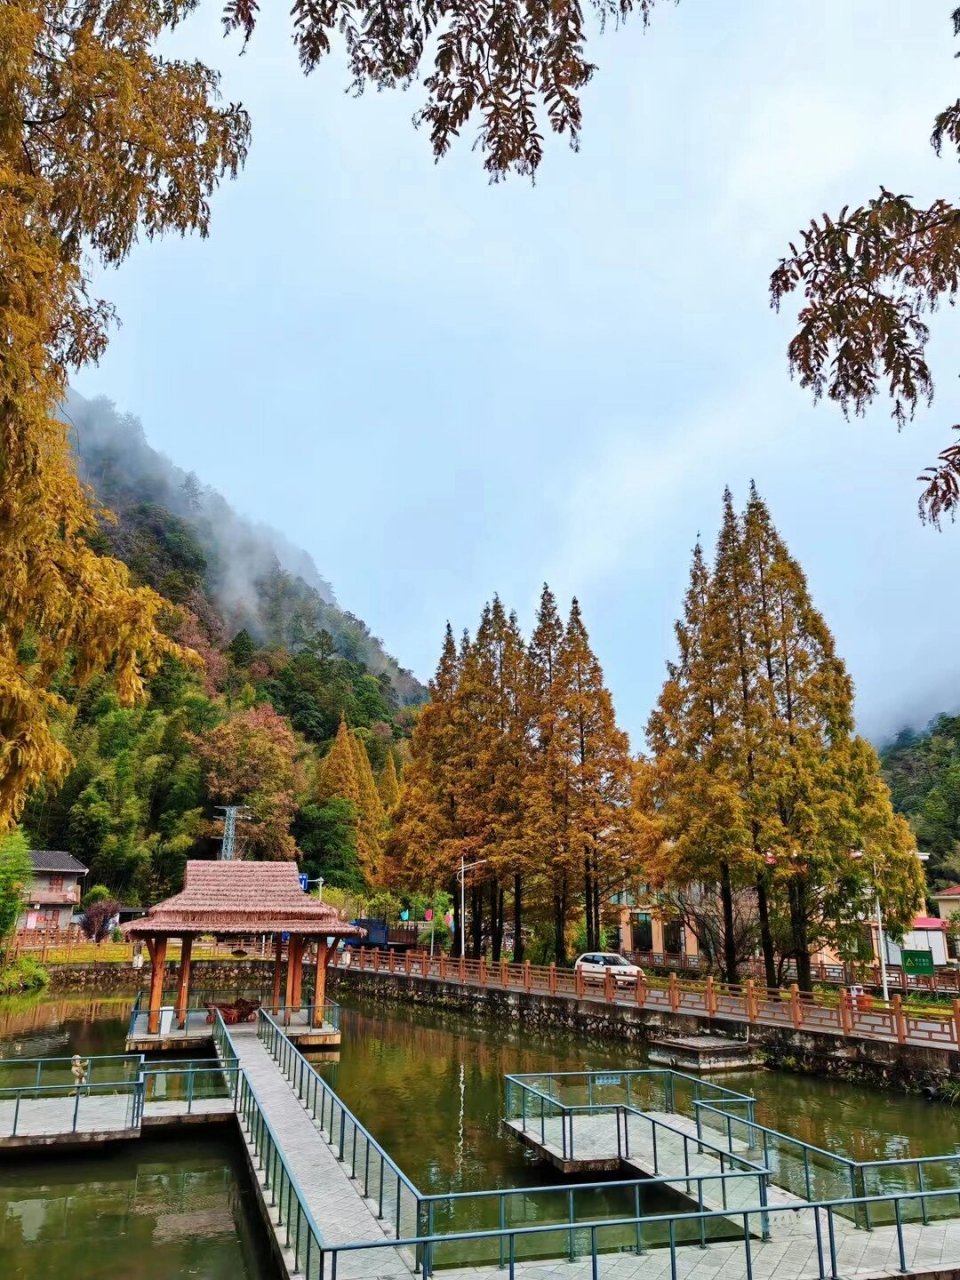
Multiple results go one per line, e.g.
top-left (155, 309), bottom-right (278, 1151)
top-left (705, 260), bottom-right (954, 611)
top-left (853, 850), bottom-right (929, 1004)
top-left (874, 887), bottom-right (890, 1004)
top-left (458, 856), bottom-right (488, 959)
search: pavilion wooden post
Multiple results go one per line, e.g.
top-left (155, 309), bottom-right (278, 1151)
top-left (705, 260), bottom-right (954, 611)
top-left (291, 936), bottom-right (304, 1013)
top-left (284, 936), bottom-right (300, 1025)
top-left (176, 935), bottom-right (193, 1029)
top-left (145, 936), bottom-right (167, 1035)
top-left (313, 940), bottom-right (328, 1026)
top-left (272, 935), bottom-right (283, 1015)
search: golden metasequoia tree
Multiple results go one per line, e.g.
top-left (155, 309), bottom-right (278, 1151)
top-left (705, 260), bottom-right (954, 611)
top-left (645, 541), bottom-right (754, 983)
top-left (224, 0), bottom-right (668, 180)
top-left (0, 1), bottom-right (249, 830)
top-left (644, 487), bottom-right (923, 990)
top-left (385, 625), bottom-right (464, 920)
top-left (348, 729), bottom-right (385, 883)
top-left (390, 591), bottom-right (635, 960)
top-left (315, 716), bottom-right (384, 883)
top-left (377, 754), bottom-right (401, 813)
top-left (550, 599), bottom-right (636, 955)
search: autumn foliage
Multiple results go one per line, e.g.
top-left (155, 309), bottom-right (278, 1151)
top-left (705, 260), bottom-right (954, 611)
top-left (192, 705), bottom-right (303, 860)
top-left (387, 591), bottom-right (637, 962)
top-left (644, 487), bottom-right (922, 988)
top-left (0, 0), bottom-right (249, 831)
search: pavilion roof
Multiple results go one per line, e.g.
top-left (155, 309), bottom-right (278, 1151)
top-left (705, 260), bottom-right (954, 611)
top-left (121, 860), bottom-right (366, 939)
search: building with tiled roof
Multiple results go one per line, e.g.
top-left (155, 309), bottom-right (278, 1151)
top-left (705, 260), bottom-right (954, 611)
top-left (17, 850), bottom-right (88, 931)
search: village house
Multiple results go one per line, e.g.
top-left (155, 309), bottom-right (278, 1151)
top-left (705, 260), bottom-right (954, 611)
top-left (17, 851), bottom-right (88, 931)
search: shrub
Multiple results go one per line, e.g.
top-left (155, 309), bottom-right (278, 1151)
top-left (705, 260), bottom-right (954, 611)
top-left (79, 899), bottom-right (121, 943)
top-left (0, 956), bottom-right (50, 995)
top-left (81, 884), bottom-right (113, 910)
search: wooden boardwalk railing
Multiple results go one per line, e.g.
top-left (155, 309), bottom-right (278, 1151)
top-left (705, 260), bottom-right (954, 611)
top-left (339, 948), bottom-right (960, 1052)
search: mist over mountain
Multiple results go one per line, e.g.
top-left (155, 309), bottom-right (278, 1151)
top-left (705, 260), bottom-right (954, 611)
top-left (66, 390), bottom-right (425, 704)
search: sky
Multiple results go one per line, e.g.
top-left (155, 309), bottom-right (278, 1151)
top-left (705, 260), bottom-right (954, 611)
top-left (75, 1), bottom-right (960, 749)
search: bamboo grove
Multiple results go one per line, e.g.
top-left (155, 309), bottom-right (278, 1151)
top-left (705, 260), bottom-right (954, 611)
top-left (384, 489), bottom-right (924, 987)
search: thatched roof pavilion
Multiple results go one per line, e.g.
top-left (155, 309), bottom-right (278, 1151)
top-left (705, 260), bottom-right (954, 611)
top-left (123, 861), bottom-right (365, 1034)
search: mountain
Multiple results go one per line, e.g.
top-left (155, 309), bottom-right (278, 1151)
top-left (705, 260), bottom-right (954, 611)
top-left (880, 715), bottom-right (960, 889)
top-left (67, 391), bottom-right (425, 704)
top-left (20, 393), bottom-right (426, 905)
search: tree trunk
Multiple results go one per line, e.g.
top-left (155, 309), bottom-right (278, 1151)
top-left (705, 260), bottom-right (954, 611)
top-left (790, 877), bottom-right (813, 992)
top-left (591, 855), bottom-right (602, 949)
top-left (584, 860), bottom-right (595, 951)
top-left (451, 876), bottom-right (462, 958)
top-left (553, 879), bottom-right (568, 964)
top-left (513, 873), bottom-right (524, 963)
top-left (719, 859), bottom-right (739, 983)
top-left (756, 874), bottom-right (777, 989)
top-left (470, 885), bottom-right (483, 958)
top-left (490, 882), bottom-right (504, 961)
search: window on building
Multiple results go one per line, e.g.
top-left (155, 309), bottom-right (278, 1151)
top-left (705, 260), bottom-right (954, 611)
top-left (662, 919), bottom-right (684, 955)
top-left (631, 913), bottom-right (653, 953)
top-left (48, 875), bottom-right (64, 892)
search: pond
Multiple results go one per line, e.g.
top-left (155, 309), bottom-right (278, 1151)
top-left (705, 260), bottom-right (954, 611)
top-left (3, 990), bottom-right (960, 1277)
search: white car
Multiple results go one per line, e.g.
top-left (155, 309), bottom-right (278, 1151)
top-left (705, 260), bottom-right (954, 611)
top-left (574, 952), bottom-right (644, 984)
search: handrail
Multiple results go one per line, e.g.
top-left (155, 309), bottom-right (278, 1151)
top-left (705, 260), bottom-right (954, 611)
top-left (235, 1066), bottom-right (327, 1276)
top-left (257, 1008), bottom-right (422, 1198)
top-left (693, 1098), bottom-right (856, 1169)
top-left (416, 1164), bottom-right (765, 1206)
top-left (319, 1184), bottom-right (960, 1279)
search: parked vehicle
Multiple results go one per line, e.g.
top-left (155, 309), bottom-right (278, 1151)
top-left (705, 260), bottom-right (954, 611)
top-left (345, 918), bottom-right (422, 951)
top-left (574, 952), bottom-right (644, 984)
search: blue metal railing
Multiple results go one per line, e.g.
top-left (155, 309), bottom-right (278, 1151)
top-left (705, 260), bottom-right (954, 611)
top-left (0, 1078), bottom-right (144, 1139)
top-left (257, 1008), bottom-right (422, 1244)
top-left (0, 1052), bottom-right (143, 1089)
top-left (235, 1065), bottom-right (327, 1277)
top-left (316, 1185), bottom-right (960, 1279)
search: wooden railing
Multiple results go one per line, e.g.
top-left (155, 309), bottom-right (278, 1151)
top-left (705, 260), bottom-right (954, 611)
top-left (625, 949), bottom-right (960, 996)
top-left (338, 948), bottom-right (960, 1051)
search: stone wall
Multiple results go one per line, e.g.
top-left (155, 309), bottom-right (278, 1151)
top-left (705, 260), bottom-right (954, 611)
top-left (329, 966), bottom-right (960, 1093)
top-left (46, 958), bottom-right (277, 994)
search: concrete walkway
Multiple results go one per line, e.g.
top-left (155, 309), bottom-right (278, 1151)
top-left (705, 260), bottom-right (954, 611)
top-left (227, 1023), bottom-right (414, 1278)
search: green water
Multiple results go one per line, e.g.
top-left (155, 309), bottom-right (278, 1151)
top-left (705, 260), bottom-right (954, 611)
top-left (5, 991), bottom-right (960, 1276)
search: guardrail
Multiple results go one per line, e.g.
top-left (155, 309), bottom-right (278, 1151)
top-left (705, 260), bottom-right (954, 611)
top-left (141, 1059), bottom-right (240, 1113)
top-left (340, 947), bottom-right (960, 1050)
top-left (505, 1071), bottom-right (762, 1178)
top-left (0, 1051), bottom-right (144, 1089)
top-left (257, 1008), bottom-right (422, 1244)
top-left (0, 1077), bottom-right (144, 1138)
top-left (317, 1185), bottom-right (960, 1279)
top-left (235, 1066), bottom-right (327, 1277)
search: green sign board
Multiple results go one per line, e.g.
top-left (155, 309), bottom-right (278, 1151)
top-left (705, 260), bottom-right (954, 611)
top-left (902, 949), bottom-right (935, 976)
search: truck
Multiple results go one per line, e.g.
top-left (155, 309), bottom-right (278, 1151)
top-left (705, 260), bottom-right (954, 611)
top-left (345, 918), bottom-right (422, 951)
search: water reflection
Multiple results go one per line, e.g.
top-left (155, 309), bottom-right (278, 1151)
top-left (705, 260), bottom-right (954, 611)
top-left (0, 1133), bottom-right (273, 1279)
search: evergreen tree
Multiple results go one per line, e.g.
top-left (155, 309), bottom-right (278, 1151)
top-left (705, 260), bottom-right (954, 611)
top-left (386, 625), bottom-right (466, 943)
top-left (523, 585), bottom-right (569, 961)
top-left (316, 717), bottom-right (360, 809)
top-left (645, 541), bottom-right (754, 981)
top-left (377, 753), bottom-right (401, 812)
top-left (349, 729), bottom-right (385, 884)
top-left (645, 487), bottom-right (925, 991)
top-left (555, 599), bottom-right (636, 952)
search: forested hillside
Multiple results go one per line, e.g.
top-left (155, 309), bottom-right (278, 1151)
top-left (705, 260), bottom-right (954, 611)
top-left (881, 716), bottom-right (960, 888)
top-left (20, 394), bottom-right (425, 906)
top-left (68, 392), bottom-right (424, 702)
